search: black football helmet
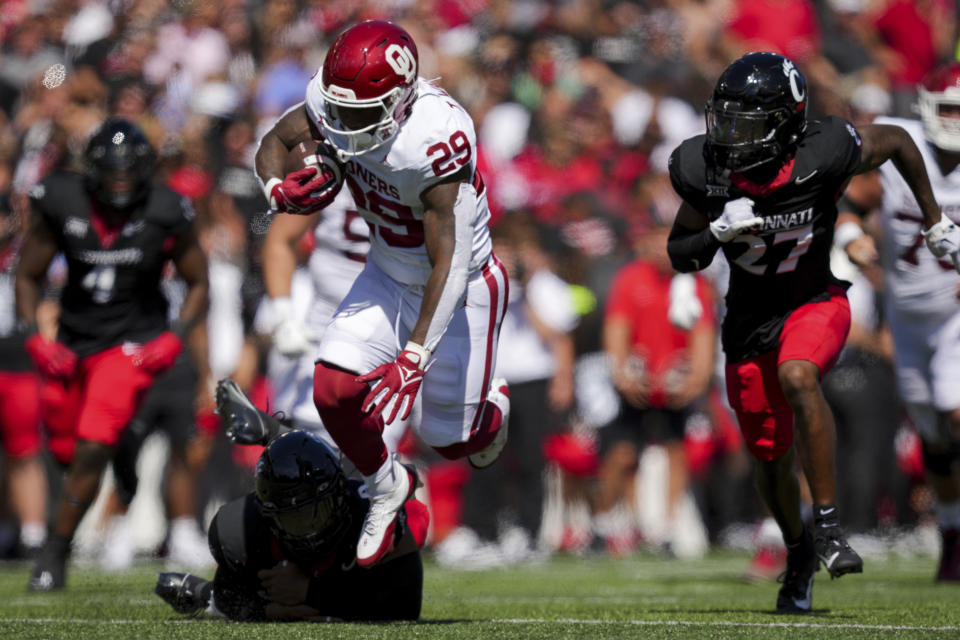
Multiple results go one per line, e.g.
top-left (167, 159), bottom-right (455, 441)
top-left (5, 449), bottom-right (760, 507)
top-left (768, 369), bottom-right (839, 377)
top-left (84, 118), bottom-right (156, 210)
top-left (254, 430), bottom-right (351, 559)
top-left (705, 52), bottom-right (808, 173)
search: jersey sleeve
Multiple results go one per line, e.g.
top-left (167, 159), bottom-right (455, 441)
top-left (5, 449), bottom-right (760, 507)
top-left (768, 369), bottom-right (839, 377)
top-left (668, 137), bottom-right (709, 212)
top-left (813, 116), bottom-right (862, 183)
top-left (149, 186), bottom-right (197, 238)
top-left (407, 96), bottom-right (478, 194)
top-left (27, 178), bottom-right (61, 230)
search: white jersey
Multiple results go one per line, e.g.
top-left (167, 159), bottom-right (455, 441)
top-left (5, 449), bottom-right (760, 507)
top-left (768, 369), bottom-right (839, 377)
top-left (875, 117), bottom-right (960, 320)
top-left (306, 77), bottom-right (492, 286)
top-left (307, 188), bottom-right (368, 333)
top-left (0, 244), bottom-right (16, 339)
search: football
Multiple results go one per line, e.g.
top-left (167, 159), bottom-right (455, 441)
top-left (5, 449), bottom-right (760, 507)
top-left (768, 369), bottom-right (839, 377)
top-left (284, 139), bottom-right (321, 175)
top-left (283, 139), bottom-right (345, 196)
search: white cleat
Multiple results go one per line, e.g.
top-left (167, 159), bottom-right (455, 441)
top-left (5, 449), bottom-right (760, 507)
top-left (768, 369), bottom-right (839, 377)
top-left (356, 459), bottom-right (417, 567)
top-left (166, 518), bottom-right (215, 570)
top-left (468, 378), bottom-right (510, 469)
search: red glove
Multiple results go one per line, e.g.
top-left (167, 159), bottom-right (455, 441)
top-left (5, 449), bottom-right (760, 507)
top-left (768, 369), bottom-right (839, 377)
top-left (134, 331), bottom-right (183, 374)
top-left (25, 333), bottom-right (77, 380)
top-left (268, 165), bottom-right (341, 215)
top-left (356, 343), bottom-right (429, 424)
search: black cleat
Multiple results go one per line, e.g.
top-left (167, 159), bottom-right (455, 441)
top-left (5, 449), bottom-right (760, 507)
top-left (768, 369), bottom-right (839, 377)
top-left (28, 550), bottom-right (66, 591)
top-left (814, 526), bottom-right (863, 578)
top-left (776, 528), bottom-right (817, 614)
top-left (215, 379), bottom-right (279, 446)
top-left (154, 572), bottom-right (210, 615)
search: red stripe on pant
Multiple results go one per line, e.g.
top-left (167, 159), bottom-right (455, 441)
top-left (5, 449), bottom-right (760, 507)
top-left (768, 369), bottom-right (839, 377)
top-left (433, 255), bottom-right (509, 459)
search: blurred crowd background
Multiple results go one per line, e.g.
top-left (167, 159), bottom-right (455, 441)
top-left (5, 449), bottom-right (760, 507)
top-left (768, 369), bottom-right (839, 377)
top-left (0, 0), bottom-right (955, 574)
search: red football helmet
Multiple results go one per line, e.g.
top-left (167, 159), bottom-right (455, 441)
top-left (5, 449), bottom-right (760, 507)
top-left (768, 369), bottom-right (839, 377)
top-left (319, 21), bottom-right (419, 157)
top-left (919, 62), bottom-right (960, 152)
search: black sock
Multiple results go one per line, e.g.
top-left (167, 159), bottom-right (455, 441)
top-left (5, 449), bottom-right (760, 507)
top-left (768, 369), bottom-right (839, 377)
top-left (45, 534), bottom-right (71, 558)
top-left (813, 504), bottom-right (839, 533)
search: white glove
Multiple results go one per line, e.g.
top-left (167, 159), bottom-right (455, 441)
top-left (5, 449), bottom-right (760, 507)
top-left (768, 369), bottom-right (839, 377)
top-left (923, 217), bottom-right (960, 273)
top-left (710, 197), bottom-right (765, 242)
top-left (668, 273), bottom-right (703, 330)
top-left (271, 297), bottom-right (317, 357)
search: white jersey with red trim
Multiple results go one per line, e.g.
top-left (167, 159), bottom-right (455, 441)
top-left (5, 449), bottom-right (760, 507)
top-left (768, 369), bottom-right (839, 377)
top-left (308, 188), bottom-right (368, 331)
top-left (306, 77), bottom-right (492, 286)
top-left (875, 116), bottom-right (960, 319)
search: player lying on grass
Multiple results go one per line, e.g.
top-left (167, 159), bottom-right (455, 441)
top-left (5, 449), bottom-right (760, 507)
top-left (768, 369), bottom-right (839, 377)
top-left (154, 428), bottom-right (428, 622)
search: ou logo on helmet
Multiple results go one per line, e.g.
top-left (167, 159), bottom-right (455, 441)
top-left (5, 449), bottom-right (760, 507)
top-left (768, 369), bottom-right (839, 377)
top-left (385, 44), bottom-right (416, 83)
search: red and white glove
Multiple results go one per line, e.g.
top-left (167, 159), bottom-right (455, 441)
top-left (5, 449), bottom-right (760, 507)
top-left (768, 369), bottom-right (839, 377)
top-left (356, 342), bottom-right (429, 424)
top-left (133, 331), bottom-right (183, 374)
top-left (25, 333), bottom-right (77, 380)
top-left (265, 165), bottom-right (340, 216)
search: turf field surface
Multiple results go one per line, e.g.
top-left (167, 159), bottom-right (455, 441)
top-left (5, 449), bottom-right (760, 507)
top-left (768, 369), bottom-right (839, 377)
top-left (0, 551), bottom-right (957, 639)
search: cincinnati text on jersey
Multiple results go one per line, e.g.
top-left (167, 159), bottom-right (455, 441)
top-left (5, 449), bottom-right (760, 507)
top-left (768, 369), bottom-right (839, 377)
top-left (757, 207), bottom-right (814, 231)
top-left (75, 248), bottom-right (143, 265)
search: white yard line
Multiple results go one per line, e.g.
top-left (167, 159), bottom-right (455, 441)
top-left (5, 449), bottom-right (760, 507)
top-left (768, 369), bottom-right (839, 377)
top-left (2, 617), bottom-right (959, 632)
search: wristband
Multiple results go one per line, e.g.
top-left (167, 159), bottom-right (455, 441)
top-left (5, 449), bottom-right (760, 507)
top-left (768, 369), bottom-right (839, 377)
top-left (403, 341), bottom-right (431, 370)
top-left (833, 221), bottom-right (864, 250)
top-left (263, 177), bottom-right (282, 210)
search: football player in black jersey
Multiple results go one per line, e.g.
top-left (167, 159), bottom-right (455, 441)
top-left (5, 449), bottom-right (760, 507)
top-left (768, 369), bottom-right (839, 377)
top-left (154, 429), bottom-right (427, 622)
top-left (667, 52), bottom-right (958, 613)
top-left (16, 118), bottom-right (209, 591)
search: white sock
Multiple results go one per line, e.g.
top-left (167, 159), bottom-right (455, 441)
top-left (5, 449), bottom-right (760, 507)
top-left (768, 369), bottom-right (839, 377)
top-left (364, 455), bottom-right (399, 495)
top-left (170, 516), bottom-right (200, 539)
top-left (20, 521), bottom-right (46, 548)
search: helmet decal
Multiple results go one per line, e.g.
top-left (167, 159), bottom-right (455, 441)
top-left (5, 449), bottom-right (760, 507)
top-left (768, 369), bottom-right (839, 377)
top-left (386, 44), bottom-right (416, 84)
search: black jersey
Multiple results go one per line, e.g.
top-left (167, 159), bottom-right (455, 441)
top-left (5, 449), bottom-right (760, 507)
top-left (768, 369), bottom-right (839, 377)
top-left (669, 116), bottom-right (862, 361)
top-left (28, 173), bottom-right (194, 358)
top-left (207, 484), bottom-right (422, 622)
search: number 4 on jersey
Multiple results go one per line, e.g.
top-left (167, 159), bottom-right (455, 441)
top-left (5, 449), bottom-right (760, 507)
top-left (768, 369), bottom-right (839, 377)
top-left (82, 265), bottom-right (116, 303)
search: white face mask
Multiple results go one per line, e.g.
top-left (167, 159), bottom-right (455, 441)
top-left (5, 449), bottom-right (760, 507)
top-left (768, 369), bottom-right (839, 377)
top-left (920, 88), bottom-right (960, 153)
top-left (319, 83), bottom-right (411, 159)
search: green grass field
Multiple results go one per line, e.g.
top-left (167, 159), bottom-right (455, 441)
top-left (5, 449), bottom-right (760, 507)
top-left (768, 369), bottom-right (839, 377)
top-left (0, 551), bottom-right (958, 639)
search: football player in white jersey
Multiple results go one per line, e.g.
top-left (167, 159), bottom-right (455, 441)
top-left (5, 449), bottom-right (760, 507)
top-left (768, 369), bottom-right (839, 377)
top-left (255, 20), bottom-right (510, 567)
top-left (257, 186), bottom-right (410, 463)
top-left (838, 62), bottom-right (960, 580)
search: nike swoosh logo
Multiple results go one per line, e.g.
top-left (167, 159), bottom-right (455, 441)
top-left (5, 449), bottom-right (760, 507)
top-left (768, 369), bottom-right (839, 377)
top-left (795, 170), bottom-right (818, 184)
top-left (819, 506), bottom-right (835, 515)
top-left (825, 551), bottom-right (840, 567)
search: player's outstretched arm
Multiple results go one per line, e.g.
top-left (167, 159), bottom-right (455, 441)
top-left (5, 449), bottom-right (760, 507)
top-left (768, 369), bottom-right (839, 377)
top-left (171, 226), bottom-right (209, 336)
top-left (410, 170), bottom-right (472, 353)
top-left (14, 205), bottom-right (58, 327)
top-left (857, 124), bottom-right (941, 229)
top-left (858, 124), bottom-right (959, 269)
top-left (263, 211), bottom-right (321, 357)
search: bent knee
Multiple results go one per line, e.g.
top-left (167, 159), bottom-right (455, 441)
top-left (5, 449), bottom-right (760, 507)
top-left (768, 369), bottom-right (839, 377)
top-left (777, 360), bottom-right (820, 399)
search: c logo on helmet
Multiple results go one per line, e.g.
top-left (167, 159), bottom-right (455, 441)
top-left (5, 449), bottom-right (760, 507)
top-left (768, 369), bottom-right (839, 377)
top-left (385, 44), bottom-right (416, 84)
top-left (788, 69), bottom-right (805, 103)
top-left (781, 58), bottom-right (805, 104)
